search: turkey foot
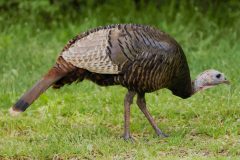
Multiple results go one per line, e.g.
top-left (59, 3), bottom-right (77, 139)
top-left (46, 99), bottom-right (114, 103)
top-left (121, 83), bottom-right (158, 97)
top-left (155, 128), bottom-right (169, 138)
top-left (121, 134), bottom-right (135, 142)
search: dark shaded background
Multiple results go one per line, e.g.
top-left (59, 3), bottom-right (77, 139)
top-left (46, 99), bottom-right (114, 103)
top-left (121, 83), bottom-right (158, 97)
top-left (1, 0), bottom-right (239, 29)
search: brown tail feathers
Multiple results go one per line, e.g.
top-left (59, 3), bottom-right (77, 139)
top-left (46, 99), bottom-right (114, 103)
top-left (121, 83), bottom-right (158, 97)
top-left (10, 67), bottom-right (66, 114)
top-left (9, 56), bottom-right (78, 116)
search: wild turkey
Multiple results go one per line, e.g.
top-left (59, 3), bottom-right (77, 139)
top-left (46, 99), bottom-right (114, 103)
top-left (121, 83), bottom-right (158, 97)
top-left (10, 24), bottom-right (229, 140)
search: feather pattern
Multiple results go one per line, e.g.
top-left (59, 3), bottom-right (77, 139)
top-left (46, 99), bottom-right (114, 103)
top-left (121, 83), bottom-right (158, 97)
top-left (61, 24), bottom-right (192, 97)
top-left (62, 29), bottom-right (119, 74)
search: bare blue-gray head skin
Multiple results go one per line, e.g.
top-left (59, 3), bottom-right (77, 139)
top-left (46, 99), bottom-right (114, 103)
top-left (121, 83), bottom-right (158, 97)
top-left (191, 69), bottom-right (230, 95)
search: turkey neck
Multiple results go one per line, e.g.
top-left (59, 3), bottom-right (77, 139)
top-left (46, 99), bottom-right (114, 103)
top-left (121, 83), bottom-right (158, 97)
top-left (191, 79), bottom-right (204, 95)
top-left (191, 80), bottom-right (197, 95)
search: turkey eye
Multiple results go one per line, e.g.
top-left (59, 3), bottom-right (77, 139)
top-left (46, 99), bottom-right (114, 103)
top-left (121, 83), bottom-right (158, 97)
top-left (216, 74), bottom-right (221, 78)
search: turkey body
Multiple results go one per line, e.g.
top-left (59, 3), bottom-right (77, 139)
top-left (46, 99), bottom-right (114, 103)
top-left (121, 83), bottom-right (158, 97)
top-left (55, 24), bottom-right (192, 98)
top-left (11, 24), bottom-right (194, 139)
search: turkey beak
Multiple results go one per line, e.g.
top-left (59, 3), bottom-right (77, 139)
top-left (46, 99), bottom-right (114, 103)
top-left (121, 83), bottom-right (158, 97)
top-left (223, 78), bottom-right (230, 85)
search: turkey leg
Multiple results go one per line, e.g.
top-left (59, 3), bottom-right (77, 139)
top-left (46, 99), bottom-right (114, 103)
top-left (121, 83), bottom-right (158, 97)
top-left (137, 93), bottom-right (168, 137)
top-left (123, 90), bottom-right (136, 140)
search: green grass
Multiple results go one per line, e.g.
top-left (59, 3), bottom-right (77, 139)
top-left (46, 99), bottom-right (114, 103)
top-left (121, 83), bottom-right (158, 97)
top-left (0, 2), bottom-right (240, 159)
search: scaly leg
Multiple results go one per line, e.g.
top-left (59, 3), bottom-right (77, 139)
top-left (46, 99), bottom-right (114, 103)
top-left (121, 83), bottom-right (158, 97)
top-left (123, 90), bottom-right (136, 140)
top-left (136, 93), bottom-right (168, 137)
